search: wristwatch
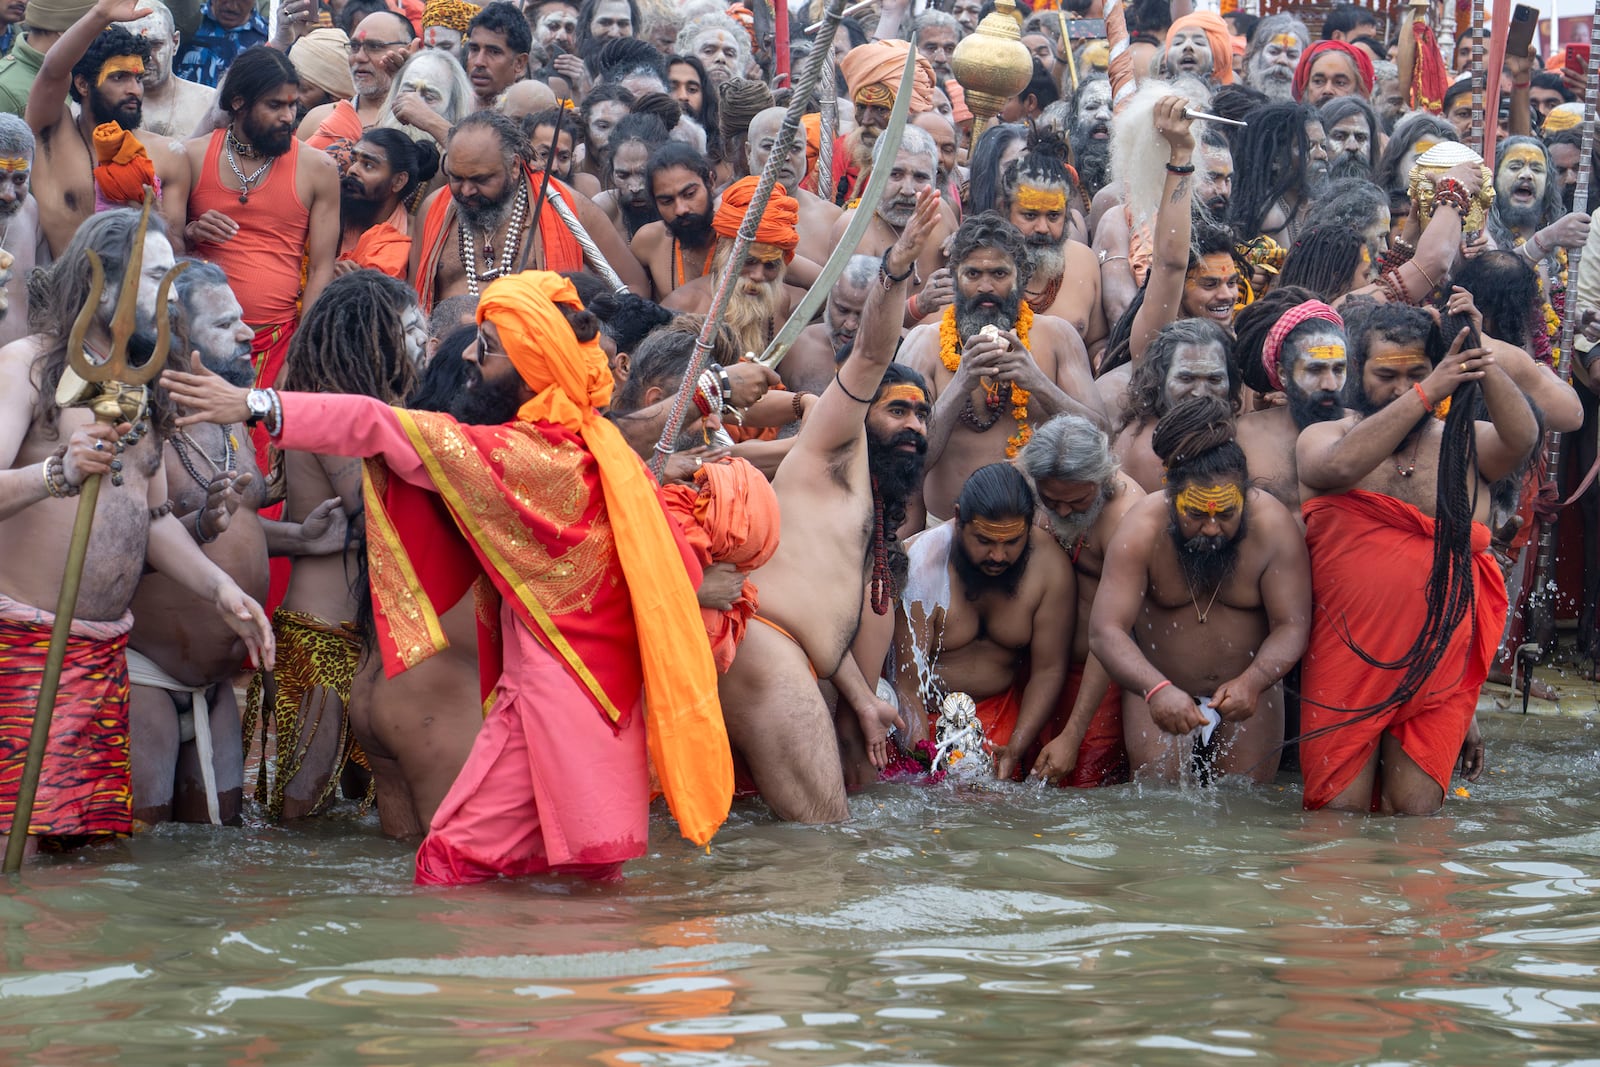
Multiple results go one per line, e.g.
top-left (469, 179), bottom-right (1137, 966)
top-left (244, 389), bottom-right (272, 427)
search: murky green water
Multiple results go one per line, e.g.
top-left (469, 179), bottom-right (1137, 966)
top-left (4, 711), bottom-right (1600, 1065)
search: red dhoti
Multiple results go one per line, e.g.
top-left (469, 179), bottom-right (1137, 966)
top-left (415, 601), bottom-right (649, 884)
top-left (251, 318), bottom-right (298, 614)
top-left (0, 600), bottom-right (135, 837)
top-left (1299, 491), bottom-right (1506, 810)
top-left (1038, 660), bottom-right (1128, 788)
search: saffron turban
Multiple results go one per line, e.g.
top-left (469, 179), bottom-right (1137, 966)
top-left (476, 270), bottom-right (729, 848)
top-left (291, 29), bottom-right (356, 101)
top-left (1165, 12), bottom-right (1234, 85)
top-left (660, 458), bottom-right (781, 671)
top-left (1262, 299), bottom-right (1344, 392)
top-left (945, 79), bottom-right (972, 123)
top-left (1543, 102), bottom-right (1583, 133)
top-left (421, 0), bottom-right (478, 32)
top-left (712, 175), bottom-right (800, 260)
top-left (1292, 40), bottom-right (1374, 101)
top-left (839, 39), bottom-right (936, 114)
top-left (92, 123), bottom-right (156, 205)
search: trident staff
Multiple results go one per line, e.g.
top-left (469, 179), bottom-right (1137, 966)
top-left (5, 194), bottom-right (184, 874)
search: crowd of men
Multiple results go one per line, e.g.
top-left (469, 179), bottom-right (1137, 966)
top-left (1, 0), bottom-right (1598, 884)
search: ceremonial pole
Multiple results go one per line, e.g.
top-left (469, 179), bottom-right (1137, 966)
top-left (1522, 11), bottom-right (1600, 671)
top-left (648, 0), bottom-right (852, 477)
top-left (818, 46), bottom-right (837, 202)
top-left (1468, 0), bottom-right (1484, 156)
top-left (760, 45), bottom-right (921, 368)
top-left (4, 193), bottom-right (185, 874)
top-left (774, 0), bottom-right (790, 86)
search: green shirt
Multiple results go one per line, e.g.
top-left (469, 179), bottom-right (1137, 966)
top-left (0, 36), bottom-right (43, 118)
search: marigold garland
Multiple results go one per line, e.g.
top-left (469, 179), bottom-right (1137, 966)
top-left (939, 302), bottom-right (1036, 458)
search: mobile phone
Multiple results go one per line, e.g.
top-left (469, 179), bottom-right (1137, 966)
top-left (1506, 4), bottom-right (1538, 58)
top-left (1065, 17), bottom-right (1106, 40)
top-left (1567, 43), bottom-right (1591, 77)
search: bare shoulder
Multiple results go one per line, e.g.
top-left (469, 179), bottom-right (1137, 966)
top-left (300, 142), bottom-right (338, 177)
top-left (1028, 526), bottom-right (1074, 583)
top-left (661, 276), bottom-right (709, 312)
top-left (0, 334), bottom-right (41, 380)
top-left (418, 184), bottom-right (448, 218)
top-left (830, 207), bottom-right (855, 239)
top-left (297, 102), bottom-right (335, 139)
top-left (631, 220), bottom-right (665, 253)
top-left (1064, 241), bottom-right (1099, 271)
top-left (1100, 471), bottom-right (1146, 527)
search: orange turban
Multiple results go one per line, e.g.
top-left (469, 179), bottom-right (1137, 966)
top-left (476, 271), bottom-right (730, 847)
top-left (712, 175), bottom-right (800, 261)
top-left (839, 39), bottom-right (936, 114)
top-left (660, 458), bottom-right (781, 671)
top-left (945, 79), bottom-right (972, 123)
top-left (92, 122), bottom-right (156, 205)
top-left (1165, 12), bottom-right (1234, 85)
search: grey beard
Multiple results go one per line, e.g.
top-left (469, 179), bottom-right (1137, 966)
top-left (1069, 133), bottom-right (1111, 195)
top-left (1047, 490), bottom-right (1107, 548)
top-left (1029, 241), bottom-right (1066, 286)
top-left (1329, 154), bottom-right (1372, 182)
top-left (1248, 63), bottom-right (1295, 101)
top-left (201, 346), bottom-right (256, 387)
top-left (458, 196), bottom-right (511, 234)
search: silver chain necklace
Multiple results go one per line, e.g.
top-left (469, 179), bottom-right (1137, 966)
top-left (458, 180), bottom-right (529, 296)
top-left (225, 131), bottom-right (272, 204)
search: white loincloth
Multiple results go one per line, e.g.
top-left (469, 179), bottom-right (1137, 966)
top-left (124, 648), bottom-right (221, 825)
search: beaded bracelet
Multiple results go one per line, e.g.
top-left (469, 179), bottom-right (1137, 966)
top-left (195, 509), bottom-right (220, 545)
top-left (791, 391), bottom-right (807, 421)
top-left (1431, 178), bottom-right (1472, 218)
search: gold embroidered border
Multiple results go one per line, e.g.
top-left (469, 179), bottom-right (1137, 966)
top-left (362, 460), bottom-right (449, 669)
top-left (396, 410), bottom-right (625, 724)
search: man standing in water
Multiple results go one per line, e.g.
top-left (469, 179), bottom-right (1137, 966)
top-left (0, 209), bottom-right (272, 858)
top-left (717, 188), bottom-right (942, 823)
top-left (1022, 415), bottom-right (1145, 788)
top-left (165, 269), bottom-right (726, 883)
top-left (1295, 305), bottom-right (1537, 814)
top-left (1091, 397), bottom-right (1310, 784)
top-left (894, 462), bottom-right (1075, 781)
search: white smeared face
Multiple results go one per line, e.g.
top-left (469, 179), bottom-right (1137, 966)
top-left (401, 303), bottom-right (429, 369)
top-left (1496, 144), bottom-right (1549, 210)
top-left (100, 231), bottom-right (177, 333)
top-left (1166, 28), bottom-right (1215, 77)
top-left (185, 282), bottom-right (255, 385)
top-left (121, 10), bottom-right (177, 86)
top-left (1163, 342), bottom-right (1229, 407)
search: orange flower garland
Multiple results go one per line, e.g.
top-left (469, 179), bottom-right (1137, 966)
top-left (938, 302), bottom-right (1036, 458)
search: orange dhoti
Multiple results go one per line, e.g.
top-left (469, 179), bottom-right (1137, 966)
top-left (1299, 491), bottom-right (1506, 811)
top-left (1038, 660), bottom-right (1128, 788)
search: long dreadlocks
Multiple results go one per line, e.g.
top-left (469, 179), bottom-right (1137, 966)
top-left (1293, 303), bottom-right (1483, 741)
top-left (1226, 101), bottom-right (1319, 243)
top-left (282, 270), bottom-right (419, 402)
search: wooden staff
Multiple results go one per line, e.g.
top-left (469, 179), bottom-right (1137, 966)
top-left (1519, 11), bottom-right (1599, 688)
top-left (4, 193), bottom-right (186, 874)
top-left (648, 0), bottom-right (853, 477)
top-left (1056, 9), bottom-right (1078, 92)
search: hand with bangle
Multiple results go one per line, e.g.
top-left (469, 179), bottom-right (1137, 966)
top-left (1142, 677), bottom-right (1207, 734)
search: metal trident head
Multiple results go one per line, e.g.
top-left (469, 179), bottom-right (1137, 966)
top-left (66, 189), bottom-right (188, 388)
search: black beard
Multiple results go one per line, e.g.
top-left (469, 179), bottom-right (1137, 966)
top-left (1352, 381), bottom-right (1434, 443)
top-left (241, 115), bottom-right (294, 158)
top-left (1329, 153), bottom-right (1372, 181)
top-left (451, 365), bottom-right (524, 425)
top-left (1497, 198), bottom-right (1544, 232)
top-left (1284, 376), bottom-right (1345, 429)
top-left (1168, 507), bottom-right (1246, 596)
top-left (618, 198), bottom-right (659, 237)
top-left (867, 424), bottom-right (927, 505)
top-left (955, 286), bottom-right (1022, 339)
top-left (91, 91), bottom-right (142, 131)
top-left (952, 532), bottom-right (1032, 600)
top-left (665, 208), bottom-right (715, 246)
top-left (1301, 165), bottom-right (1330, 201)
top-left (340, 190), bottom-right (384, 229)
top-left (200, 345), bottom-right (256, 387)
top-left (1068, 133), bottom-right (1110, 196)
top-left (1563, 183), bottom-right (1577, 212)
top-left (1202, 194), bottom-right (1229, 218)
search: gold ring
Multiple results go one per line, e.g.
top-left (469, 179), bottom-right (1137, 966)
top-left (1461, 362), bottom-right (1468, 371)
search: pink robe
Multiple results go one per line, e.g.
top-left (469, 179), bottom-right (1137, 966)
top-left (276, 393), bottom-right (653, 883)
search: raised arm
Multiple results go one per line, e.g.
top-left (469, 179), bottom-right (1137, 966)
top-left (807, 186), bottom-right (941, 453)
top-left (1296, 332), bottom-right (1485, 490)
top-left (1127, 96), bottom-right (1197, 362)
top-left (1474, 351), bottom-right (1540, 483)
top-left (27, 0), bottom-right (148, 134)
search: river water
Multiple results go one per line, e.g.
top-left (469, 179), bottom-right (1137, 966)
top-left (3, 710), bottom-right (1599, 1065)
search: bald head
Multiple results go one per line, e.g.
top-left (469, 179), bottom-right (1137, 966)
top-left (913, 110), bottom-right (958, 184)
top-left (351, 12), bottom-right (416, 100)
top-left (745, 106), bottom-right (806, 190)
top-left (501, 79), bottom-right (557, 119)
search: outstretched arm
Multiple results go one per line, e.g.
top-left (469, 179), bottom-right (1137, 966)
top-left (806, 186), bottom-right (941, 453)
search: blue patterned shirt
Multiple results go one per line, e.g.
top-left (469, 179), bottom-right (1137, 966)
top-left (173, 4), bottom-right (269, 87)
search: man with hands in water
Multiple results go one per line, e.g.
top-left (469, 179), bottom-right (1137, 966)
top-left (1090, 396), bottom-right (1310, 784)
